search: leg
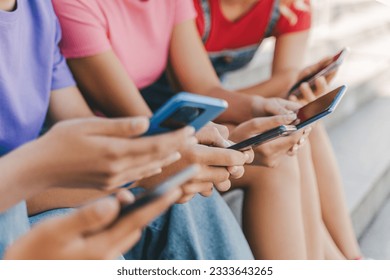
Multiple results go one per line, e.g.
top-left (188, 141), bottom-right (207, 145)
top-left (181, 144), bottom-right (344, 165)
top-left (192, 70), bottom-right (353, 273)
top-left (309, 123), bottom-right (361, 259)
top-left (231, 156), bottom-right (307, 259)
top-left (125, 189), bottom-right (254, 260)
top-left (297, 140), bottom-right (344, 259)
top-left (0, 202), bottom-right (30, 259)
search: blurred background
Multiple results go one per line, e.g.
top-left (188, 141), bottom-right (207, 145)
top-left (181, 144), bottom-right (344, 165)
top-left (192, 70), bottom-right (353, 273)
top-left (223, 0), bottom-right (390, 259)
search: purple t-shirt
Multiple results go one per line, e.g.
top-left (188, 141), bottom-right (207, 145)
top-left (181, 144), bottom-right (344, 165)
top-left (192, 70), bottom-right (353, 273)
top-left (0, 0), bottom-right (75, 156)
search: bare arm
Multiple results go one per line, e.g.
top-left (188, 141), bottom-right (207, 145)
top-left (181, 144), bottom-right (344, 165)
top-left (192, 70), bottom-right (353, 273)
top-left (67, 51), bottom-right (152, 118)
top-left (49, 86), bottom-right (95, 122)
top-left (238, 31), bottom-right (310, 98)
top-left (169, 19), bottom-right (255, 124)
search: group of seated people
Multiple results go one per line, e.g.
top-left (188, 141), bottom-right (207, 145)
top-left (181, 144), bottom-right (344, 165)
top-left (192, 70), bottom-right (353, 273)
top-left (0, 0), bottom-right (364, 260)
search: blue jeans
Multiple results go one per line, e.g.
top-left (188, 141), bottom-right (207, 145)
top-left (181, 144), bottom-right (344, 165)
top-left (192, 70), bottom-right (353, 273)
top-left (29, 190), bottom-right (253, 260)
top-left (0, 202), bottom-right (30, 259)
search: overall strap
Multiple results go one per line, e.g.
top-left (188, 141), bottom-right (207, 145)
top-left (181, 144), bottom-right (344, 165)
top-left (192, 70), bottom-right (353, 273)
top-left (201, 0), bottom-right (211, 43)
top-left (264, 0), bottom-right (281, 38)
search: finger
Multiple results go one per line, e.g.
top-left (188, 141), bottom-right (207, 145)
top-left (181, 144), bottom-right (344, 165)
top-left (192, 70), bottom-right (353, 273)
top-left (103, 187), bottom-right (182, 251)
top-left (196, 124), bottom-right (230, 148)
top-left (243, 149), bottom-right (255, 164)
top-left (314, 76), bottom-right (328, 96)
top-left (232, 114), bottom-right (296, 140)
top-left (266, 130), bottom-right (303, 152)
top-left (193, 165), bottom-right (230, 185)
top-left (115, 189), bottom-right (135, 205)
top-left (227, 165), bottom-right (245, 179)
top-left (57, 197), bottom-right (120, 237)
top-left (278, 99), bottom-right (302, 112)
top-left (110, 127), bottom-right (197, 158)
top-left (106, 153), bottom-right (182, 188)
top-left (182, 182), bottom-right (213, 196)
top-left (199, 189), bottom-right (213, 197)
top-left (176, 194), bottom-right (196, 204)
top-left (190, 145), bottom-right (248, 167)
top-left (83, 117), bottom-right (150, 137)
top-left (214, 179), bottom-right (232, 192)
top-left (299, 82), bottom-right (316, 103)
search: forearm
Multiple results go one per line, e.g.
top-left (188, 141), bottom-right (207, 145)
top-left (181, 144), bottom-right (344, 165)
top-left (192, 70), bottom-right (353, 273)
top-left (201, 86), bottom-right (255, 124)
top-left (67, 52), bottom-right (152, 118)
top-left (0, 143), bottom-right (49, 212)
top-left (27, 187), bottom-right (106, 216)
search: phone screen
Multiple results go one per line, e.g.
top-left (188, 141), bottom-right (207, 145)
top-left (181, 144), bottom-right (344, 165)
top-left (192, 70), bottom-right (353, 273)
top-left (292, 86), bottom-right (346, 129)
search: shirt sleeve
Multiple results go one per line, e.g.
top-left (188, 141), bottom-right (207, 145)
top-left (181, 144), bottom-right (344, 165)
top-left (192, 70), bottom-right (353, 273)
top-left (51, 17), bottom-right (76, 91)
top-left (52, 0), bottom-right (111, 59)
top-left (273, 0), bottom-right (312, 37)
top-left (174, 0), bottom-right (197, 25)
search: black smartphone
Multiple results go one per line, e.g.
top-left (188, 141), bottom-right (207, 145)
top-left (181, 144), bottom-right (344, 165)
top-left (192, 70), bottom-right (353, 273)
top-left (228, 125), bottom-right (297, 151)
top-left (288, 47), bottom-right (349, 97)
top-left (117, 165), bottom-right (199, 218)
top-left (228, 85), bottom-right (347, 151)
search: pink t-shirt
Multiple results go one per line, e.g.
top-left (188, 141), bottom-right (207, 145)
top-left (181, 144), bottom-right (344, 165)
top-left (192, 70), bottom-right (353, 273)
top-left (52, 0), bottom-right (196, 88)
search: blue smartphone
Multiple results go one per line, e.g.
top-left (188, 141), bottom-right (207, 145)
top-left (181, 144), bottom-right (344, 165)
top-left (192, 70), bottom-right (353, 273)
top-left (117, 165), bottom-right (199, 219)
top-left (144, 92), bottom-right (228, 136)
top-left (288, 47), bottom-right (349, 97)
top-left (229, 85), bottom-right (347, 151)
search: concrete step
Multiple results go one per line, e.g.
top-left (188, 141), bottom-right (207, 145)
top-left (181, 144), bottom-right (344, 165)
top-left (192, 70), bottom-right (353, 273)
top-left (328, 94), bottom-right (390, 238)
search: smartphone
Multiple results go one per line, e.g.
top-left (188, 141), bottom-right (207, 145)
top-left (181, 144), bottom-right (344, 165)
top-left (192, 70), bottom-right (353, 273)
top-left (144, 92), bottom-right (228, 136)
top-left (228, 85), bottom-right (347, 151)
top-left (117, 165), bottom-right (199, 218)
top-left (288, 47), bottom-right (349, 97)
top-left (292, 85), bottom-right (347, 129)
top-left (228, 125), bottom-right (297, 151)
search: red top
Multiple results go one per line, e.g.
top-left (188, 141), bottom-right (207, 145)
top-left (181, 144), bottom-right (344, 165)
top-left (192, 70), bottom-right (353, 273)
top-left (194, 0), bottom-right (311, 52)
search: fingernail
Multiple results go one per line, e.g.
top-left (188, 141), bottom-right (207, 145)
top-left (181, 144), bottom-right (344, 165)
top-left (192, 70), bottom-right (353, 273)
top-left (94, 198), bottom-right (117, 218)
top-left (169, 152), bottom-right (181, 162)
top-left (298, 137), bottom-right (305, 145)
top-left (230, 166), bottom-right (238, 173)
top-left (287, 113), bottom-right (297, 120)
top-left (304, 127), bottom-right (312, 134)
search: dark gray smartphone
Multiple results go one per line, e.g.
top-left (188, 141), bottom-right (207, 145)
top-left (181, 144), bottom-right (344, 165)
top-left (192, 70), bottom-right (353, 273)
top-left (288, 47), bottom-right (349, 97)
top-left (117, 165), bottom-right (199, 218)
top-left (228, 125), bottom-right (297, 151)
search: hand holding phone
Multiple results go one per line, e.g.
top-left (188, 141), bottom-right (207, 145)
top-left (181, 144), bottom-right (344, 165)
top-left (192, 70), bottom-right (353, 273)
top-left (288, 48), bottom-right (349, 97)
top-left (229, 85), bottom-right (347, 151)
top-left (117, 164), bottom-right (200, 218)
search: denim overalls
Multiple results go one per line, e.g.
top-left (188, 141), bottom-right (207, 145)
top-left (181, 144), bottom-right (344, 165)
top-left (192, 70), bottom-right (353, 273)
top-left (200, 0), bottom-right (281, 78)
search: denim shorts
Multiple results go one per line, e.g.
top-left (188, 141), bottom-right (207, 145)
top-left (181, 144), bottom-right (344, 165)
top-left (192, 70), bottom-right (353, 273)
top-left (29, 188), bottom-right (253, 260)
top-left (0, 202), bottom-right (30, 259)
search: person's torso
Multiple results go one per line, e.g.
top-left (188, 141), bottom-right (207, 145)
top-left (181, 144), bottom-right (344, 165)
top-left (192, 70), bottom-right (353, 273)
top-left (91, 0), bottom-right (181, 89)
top-left (0, 0), bottom-right (58, 155)
top-left (194, 0), bottom-right (279, 76)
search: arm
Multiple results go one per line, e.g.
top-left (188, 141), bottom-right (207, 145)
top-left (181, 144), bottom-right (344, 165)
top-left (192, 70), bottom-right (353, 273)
top-left (67, 52), bottom-right (152, 118)
top-left (238, 31), bottom-right (310, 98)
top-left (48, 86), bottom-right (95, 122)
top-left (168, 19), bottom-right (255, 123)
